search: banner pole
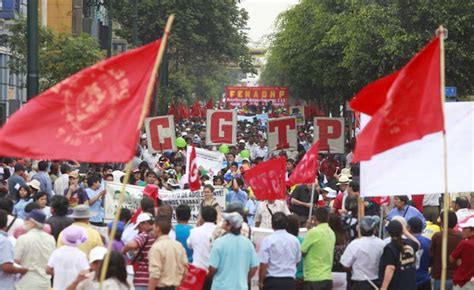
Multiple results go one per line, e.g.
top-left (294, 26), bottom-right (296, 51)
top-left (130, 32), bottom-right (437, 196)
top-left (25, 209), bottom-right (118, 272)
top-left (437, 25), bottom-right (449, 290)
top-left (98, 14), bottom-right (175, 290)
top-left (308, 178), bottom-right (317, 222)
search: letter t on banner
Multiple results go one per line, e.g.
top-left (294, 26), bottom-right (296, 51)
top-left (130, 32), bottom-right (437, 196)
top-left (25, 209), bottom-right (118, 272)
top-left (244, 157), bottom-right (286, 201)
top-left (145, 115), bottom-right (176, 153)
top-left (268, 117), bottom-right (297, 152)
top-left (206, 109), bottom-right (237, 145)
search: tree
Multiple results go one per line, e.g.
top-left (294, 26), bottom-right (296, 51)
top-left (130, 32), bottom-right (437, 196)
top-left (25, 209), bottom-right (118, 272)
top-left (261, 0), bottom-right (474, 114)
top-left (112, 0), bottom-right (253, 105)
top-left (8, 18), bottom-right (105, 91)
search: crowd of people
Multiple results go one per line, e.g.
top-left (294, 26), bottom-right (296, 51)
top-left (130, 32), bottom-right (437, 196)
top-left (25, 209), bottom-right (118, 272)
top-left (0, 116), bottom-right (473, 290)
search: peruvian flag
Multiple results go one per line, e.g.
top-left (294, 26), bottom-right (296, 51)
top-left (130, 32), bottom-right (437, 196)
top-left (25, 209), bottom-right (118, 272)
top-left (0, 40), bottom-right (163, 162)
top-left (287, 141), bottom-right (320, 186)
top-left (188, 145), bottom-right (201, 191)
top-left (351, 36), bottom-right (474, 196)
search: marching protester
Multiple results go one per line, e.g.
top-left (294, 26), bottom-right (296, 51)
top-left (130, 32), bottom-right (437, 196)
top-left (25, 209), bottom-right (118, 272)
top-left (407, 217), bottom-right (431, 290)
top-left (175, 204), bottom-right (194, 262)
top-left (255, 198), bottom-right (291, 229)
top-left (450, 217), bottom-right (474, 290)
top-left (46, 195), bottom-right (74, 241)
top-left (387, 196), bottom-right (426, 229)
top-left (258, 212), bottom-right (301, 290)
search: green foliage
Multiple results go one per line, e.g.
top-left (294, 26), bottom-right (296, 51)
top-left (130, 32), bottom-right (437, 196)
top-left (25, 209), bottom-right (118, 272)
top-left (112, 0), bottom-right (253, 103)
top-left (8, 18), bottom-right (105, 91)
top-left (261, 0), bottom-right (474, 114)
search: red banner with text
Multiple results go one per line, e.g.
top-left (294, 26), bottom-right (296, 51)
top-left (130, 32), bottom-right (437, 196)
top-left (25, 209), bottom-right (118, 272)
top-left (225, 86), bottom-right (289, 107)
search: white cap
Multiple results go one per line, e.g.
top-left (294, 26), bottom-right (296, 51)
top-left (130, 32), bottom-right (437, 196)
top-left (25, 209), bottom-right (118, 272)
top-left (239, 139), bottom-right (245, 144)
top-left (89, 246), bottom-right (108, 263)
top-left (322, 187), bottom-right (337, 198)
top-left (459, 217), bottom-right (474, 228)
top-left (141, 133), bottom-right (147, 139)
top-left (133, 213), bottom-right (153, 229)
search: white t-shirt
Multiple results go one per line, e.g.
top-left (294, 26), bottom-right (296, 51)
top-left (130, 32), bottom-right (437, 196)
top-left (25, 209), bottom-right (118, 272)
top-left (340, 236), bottom-right (385, 281)
top-left (187, 222), bottom-right (216, 270)
top-left (47, 246), bottom-right (90, 290)
top-left (255, 200), bottom-right (290, 229)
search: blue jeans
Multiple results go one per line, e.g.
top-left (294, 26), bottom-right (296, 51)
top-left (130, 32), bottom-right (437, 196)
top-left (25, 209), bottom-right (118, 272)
top-left (433, 279), bottom-right (453, 290)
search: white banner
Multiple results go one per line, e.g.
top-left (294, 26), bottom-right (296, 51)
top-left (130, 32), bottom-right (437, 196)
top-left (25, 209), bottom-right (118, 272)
top-left (314, 117), bottom-right (345, 153)
top-left (206, 110), bottom-right (237, 145)
top-left (185, 147), bottom-right (225, 177)
top-left (104, 182), bottom-right (226, 224)
top-left (145, 115), bottom-right (176, 153)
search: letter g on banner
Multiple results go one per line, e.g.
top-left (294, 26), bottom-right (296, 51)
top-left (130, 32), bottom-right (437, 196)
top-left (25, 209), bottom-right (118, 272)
top-left (206, 109), bottom-right (237, 145)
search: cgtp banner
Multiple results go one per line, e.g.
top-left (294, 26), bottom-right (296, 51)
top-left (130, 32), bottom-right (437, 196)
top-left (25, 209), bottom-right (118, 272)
top-left (185, 146), bottom-right (225, 177)
top-left (267, 117), bottom-right (297, 152)
top-left (104, 182), bottom-right (226, 224)
top-left (225, 86), bottom-right (288, 107)
top-left (145, 115), bottom-right (176, 153)
top-left (314, 117), bottom-right (345, 153)
top-left (206, 109), bottom-right (237, 145)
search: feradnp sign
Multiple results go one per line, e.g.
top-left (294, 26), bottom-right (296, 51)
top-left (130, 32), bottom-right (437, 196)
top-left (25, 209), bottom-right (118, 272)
top-left (267, 117), bottom-right (297, 152)
top-left (314, 117), bottom-right (344, 153)
top-left (145, 115), bottom-right (176, 153)
top-left (206, 109), bottom-right (237, 145)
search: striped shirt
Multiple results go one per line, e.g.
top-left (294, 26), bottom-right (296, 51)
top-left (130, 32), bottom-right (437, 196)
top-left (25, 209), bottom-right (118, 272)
top-left (133, 232), bottom-right (156, 287)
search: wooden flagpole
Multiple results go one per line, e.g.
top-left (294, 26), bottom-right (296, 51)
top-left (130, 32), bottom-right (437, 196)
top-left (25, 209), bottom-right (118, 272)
top-left (308, 177), bottom-right (317, 221)
top-left (437, 25), bottom-right (449, 290)
top-left (98, 14), bottom-right (175, 290)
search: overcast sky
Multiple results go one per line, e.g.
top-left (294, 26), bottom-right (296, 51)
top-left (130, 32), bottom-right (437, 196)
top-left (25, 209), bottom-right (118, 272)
top-left (239, 0), bottom-right (299, 45)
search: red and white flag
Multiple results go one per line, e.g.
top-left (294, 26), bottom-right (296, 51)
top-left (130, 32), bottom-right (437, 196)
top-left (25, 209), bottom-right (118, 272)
top-left (188, 145), bottom-right (201, 191)
top-left (287, 141), bottom-right (320, 187)
top-left (244, 157), bottom-right (286, 201)
top-left (351, 36), bottom-right (474, 196)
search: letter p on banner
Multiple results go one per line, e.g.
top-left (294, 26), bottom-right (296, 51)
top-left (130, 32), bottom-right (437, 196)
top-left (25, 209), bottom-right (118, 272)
top-left (314, 117), bottom-right (344, 153)
top-left (268, 117), bottom-right (297, 152)
top-left (145, 115), bottom-right (176, 153)
top-left (206, 109), bottom-right (237, 145)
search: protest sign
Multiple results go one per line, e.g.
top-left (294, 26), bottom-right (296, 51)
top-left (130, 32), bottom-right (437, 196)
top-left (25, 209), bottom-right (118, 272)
top-left (314, 117), bottom-right (345, 153)
top-left (290, 106), bottom-right (305, 125)
top-left (104, 182), bottom-right (226, 224)
top-left (145, 115), bottom-right (176, 152)
top-left (267, 117), bottom-right (297, 152)
top-left (185, 146), bottom-right (224, 177)
top-left (226, 86), bottom-right (288, 107)
top-left (206, 109), bottom-right (237, 145)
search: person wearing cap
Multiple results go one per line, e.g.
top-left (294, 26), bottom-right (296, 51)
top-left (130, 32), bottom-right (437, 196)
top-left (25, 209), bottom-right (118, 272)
top-left (255, 198), bottom-right (290, 229)
top-left (387, 195), bottom-right (426, 230)
top-left (65, 170), bottom-right (89, 208)
top-left (148, 216), bottom-right (188, 290)
top-left (430, 211), bottom-right (462, 290)
top-left (0, 209), bottom-right (28, 290)
top-left (14, 209), bottom-right (56, 290)
top-left (7, 163), bottom-right (28, 199)
top-left (340, 215), bottom-right (385, 289)
top-left (379, 220), bottom-right (420, 290)
top-left (57, 205), bottom-right (104, 256)
top-left (407, 217), bottom-right (432, 290)
top-left (208, 212), bottom-right (259, 290)
top-left (332, 175), bottom-right (351, 216)
top-left (318, 187), bottom-right (337, 208)
top-left (122, 212), bottom-right (155, 290)
top-left (301, 207), bottom-right (336, 290)
top-left (258, 212), bottom-right (301, 290)
top-left (450, 216), bottom-right (474, 290)
top-left (47, 225), bottom-right (90, 290)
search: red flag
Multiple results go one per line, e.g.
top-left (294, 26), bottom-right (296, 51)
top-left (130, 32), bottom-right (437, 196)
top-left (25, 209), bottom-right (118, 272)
top-left (287, 141), bottom-right (320, 186)
top-left (0, 40), bottom-right (162, 162)
top-left (178, 102), bottom-right (189, 119)
top-left (188, 145), bottom-right (201, 191)
top-left (168, 104), bottom-right (178, 121)
top-left (190, 101), bottom-right (202, 118)
top-left (205, 98), bottom-right (213, 110)
top-left (244, 157), bottom-right (286, 200)
top-left (351, 37), bottom-right (443, 162)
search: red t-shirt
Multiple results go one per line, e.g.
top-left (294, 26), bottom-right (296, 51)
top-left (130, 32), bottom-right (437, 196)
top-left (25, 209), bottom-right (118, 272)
top-left (451, 236), bottom-right (474, 287)
top-left (332, 192), bottom-right (344, 214)
top-left (411, 194), bottom-right (425, 212)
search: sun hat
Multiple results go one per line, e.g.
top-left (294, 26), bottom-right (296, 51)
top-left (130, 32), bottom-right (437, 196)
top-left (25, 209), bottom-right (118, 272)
top-left (133, 213), bottom-right (154, 229)
top-left (62, 225), bottom-right (88, 246)
top-left (26, 209), bottom-right (46, 225)
top-left (89, 246), bottom-right (108, 263)
top-left (167, 178), bottom-right (180, 188)
top-left (360, 216), bottom-right (380, 232)
top-left (336, 175), bottom-right (351, 185)
top-left (338, 168), bottom-right (352, 178)
top-left (69, 171), bottom-right (79, 178)
top-left (27, 179), bottom-right (41, 191)
top-left (222, 212), bottom-right (243, 229)
top-left (69, 205), bottom-right (92, 219)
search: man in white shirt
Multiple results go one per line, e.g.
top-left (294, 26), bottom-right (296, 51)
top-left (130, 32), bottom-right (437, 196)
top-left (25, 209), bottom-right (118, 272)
top-left (454, 196), bottom-right (473, 222)
top-left (54, 164), bottom-right (72, 196)
top-left (255, 199), bottom-right (290, 229)
top-left (340, 216), bottom-right (385, 289)
top-left (258, 212), bottom-right (301, 290)
top-left (254, 140), bottom-right (269, 160)
top-left (187, 206), bottom-right (218, 290)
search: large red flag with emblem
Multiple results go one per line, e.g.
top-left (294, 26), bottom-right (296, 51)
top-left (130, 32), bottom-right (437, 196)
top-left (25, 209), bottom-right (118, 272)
top-left (0, 40), bottom-right (162, 162)
top-left (287, 141), bottom-right (320, 186)
top-left (244, 157), bottom-right (286, 200)
top-left (188, 145), bottom-right (201, 191)
top-left (350, 36), bottom-right (444, 162)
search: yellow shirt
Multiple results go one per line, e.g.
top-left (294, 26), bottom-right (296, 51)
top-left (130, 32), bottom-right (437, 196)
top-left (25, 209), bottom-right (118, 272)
top-left (148, 235), bottom-right (188, 287)
top-left (423, 221), bottom-right (441, 239)
top-left (57, 222), bottom-right (104, 256)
